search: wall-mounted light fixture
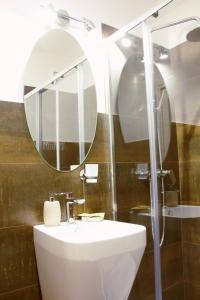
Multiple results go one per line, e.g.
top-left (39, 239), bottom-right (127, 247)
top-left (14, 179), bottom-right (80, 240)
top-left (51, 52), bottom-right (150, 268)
top-left (41, 2), bottom-right (95, 31)
top-left (159, 48), bottom-right (169, 60)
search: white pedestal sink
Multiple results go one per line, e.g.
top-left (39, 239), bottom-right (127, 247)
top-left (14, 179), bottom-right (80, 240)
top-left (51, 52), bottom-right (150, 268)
top-left (34, 220), bottom-right (146, 300)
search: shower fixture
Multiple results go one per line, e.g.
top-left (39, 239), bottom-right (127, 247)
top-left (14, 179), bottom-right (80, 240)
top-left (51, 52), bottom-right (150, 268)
top-left (150, 15), bottom-right (200, 65)
top-left (41, 2), bottom-right (95, 31)
top-left (151, 16), bottom-right (200, 33)
top-left (186, 26), bottom-right (200, 42)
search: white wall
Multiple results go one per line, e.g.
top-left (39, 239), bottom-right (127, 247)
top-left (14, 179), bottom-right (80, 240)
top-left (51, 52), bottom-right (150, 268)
top-left (0, 11), bottom-right (44, 102)
top-left (2, 0), bottom-right (200, 112)
top-left (24, 46), bottom-right (95, 94)
top-left (23, 29), bottom-right (85, 89)
top-left (0, 9), bottom-right (107, 115)
top-left (0, 1), bottom-right (177, 103)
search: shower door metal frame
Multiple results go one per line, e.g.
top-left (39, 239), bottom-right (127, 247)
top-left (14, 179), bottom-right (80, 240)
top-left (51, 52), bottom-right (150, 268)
top-left (106, 1), bottom-right (174, 300)
top-left (142, 21), bottom-right (162, 300)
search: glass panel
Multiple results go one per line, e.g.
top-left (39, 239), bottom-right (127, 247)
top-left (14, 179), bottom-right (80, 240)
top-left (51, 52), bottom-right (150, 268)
top-left (24, 94), bottom-right (37, 146)
top-left (56, 67), bottom-right (79, 170)
top-left (108, 24), bottom-right (155, 299)
top-left (82, 60), bottom-right (97, 157)
top-left (54, 60), bottom-right (97, 171)
top-left (147, 0), bottom-right (200, 299)
top-left (40, 86), bottom-right (57, 169)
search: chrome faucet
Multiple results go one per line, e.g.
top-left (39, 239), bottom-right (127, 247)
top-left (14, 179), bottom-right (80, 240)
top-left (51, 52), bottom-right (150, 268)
top-left (66, 192), bottom-right (85, 223)
top-left (66, 201), bottom-right (74, 223)
top-left (50, 192), bottom-right (85, 223)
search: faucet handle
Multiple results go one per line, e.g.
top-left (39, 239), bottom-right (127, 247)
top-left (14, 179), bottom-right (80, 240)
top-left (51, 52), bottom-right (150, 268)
top-left (66, 198), bottom-right (85, 223)
top-left (66, 201), bottom-right (75, 223)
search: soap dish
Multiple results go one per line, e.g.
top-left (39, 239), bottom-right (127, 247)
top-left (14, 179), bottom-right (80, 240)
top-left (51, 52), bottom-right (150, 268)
top-left (78, 213), bottom-right (105, 222)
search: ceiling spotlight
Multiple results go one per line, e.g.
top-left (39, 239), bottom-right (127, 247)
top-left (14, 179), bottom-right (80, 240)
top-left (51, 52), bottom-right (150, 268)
top-left (159, 48), bottom-right (169, 60)
top-left (121, 37), bottom-right (132, 48)
top-left (140, 55), bottom-right (144, 63)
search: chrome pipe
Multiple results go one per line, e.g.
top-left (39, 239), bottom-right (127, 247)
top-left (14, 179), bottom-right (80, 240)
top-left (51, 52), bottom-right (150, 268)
top-left (151, 16), bottom-right (200, 32)
top-left (57, 11), bottom-right (95, 31)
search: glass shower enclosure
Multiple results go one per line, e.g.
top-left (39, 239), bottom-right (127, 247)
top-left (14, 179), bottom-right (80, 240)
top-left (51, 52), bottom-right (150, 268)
top-left (107, 0), bottom-right (200, 299)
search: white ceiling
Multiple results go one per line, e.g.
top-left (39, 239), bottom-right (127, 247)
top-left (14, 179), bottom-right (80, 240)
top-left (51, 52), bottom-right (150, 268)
top-left (0, 0), bottom-right (164, 29)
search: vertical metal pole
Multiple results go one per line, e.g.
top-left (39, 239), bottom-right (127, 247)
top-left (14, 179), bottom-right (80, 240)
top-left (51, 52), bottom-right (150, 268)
top-left (77, 63), bottom-right (85, 163)
top-left (142, 21), bottom-right (162, 300)
top-left (55, 82), bottom-right (60, 171)
top-left (36, 92), bottom-right (42, 153)
top-left (105, 51), bottom-right (118, 220)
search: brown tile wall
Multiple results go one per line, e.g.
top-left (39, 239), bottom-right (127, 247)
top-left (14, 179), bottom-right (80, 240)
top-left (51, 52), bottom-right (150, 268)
top-left (2, 59), bottom-right (200, 300)
top-left (177, 123), bottom-right (200, 205)
top-left (41, 141), bottom-right (80, 170)
top-left (176, 123), bottom-right (200, 300)
top-left (0, 101), bottom-right (112, 299)
top-left (113, 114), bottom-right (183, 300)
top-left (162, 40), bottom-right (200, 300)
top-left (40, 141), bottom-right (93, 171)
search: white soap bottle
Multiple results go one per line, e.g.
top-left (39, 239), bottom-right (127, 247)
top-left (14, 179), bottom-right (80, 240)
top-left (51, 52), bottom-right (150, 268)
top-left (43, 196), bottom-right (61, 226)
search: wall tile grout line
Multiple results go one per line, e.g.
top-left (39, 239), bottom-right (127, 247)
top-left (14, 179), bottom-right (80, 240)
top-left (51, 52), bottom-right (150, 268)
top-left (0, 283), bottom-right (39, 297)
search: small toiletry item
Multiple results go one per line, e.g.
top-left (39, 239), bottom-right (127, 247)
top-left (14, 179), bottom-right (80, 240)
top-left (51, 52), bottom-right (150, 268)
top-left (43, 197), bottom-right (61, 226)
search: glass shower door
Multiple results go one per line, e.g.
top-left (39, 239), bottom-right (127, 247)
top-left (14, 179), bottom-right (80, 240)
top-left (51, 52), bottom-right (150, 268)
top-left (146, 0), bottom-right (200, 299)
top-left (108, 23), bottom-right (159, 300)
top-left (108, 1), bottom-right (200, 299)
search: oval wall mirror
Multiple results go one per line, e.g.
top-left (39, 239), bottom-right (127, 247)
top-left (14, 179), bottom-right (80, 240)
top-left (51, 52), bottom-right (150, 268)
top-left (23, 29), bottom-right (97, 171)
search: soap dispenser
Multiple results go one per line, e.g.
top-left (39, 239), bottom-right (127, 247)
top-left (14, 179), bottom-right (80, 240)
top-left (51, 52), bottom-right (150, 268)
top-left (43, 195), bottom-right (61, 226)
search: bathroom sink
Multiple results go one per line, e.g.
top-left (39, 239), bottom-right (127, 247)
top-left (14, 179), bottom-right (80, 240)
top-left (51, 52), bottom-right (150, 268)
top-left (34, 220), bottom-right (146, 261)
top-left (34, 220), bottom-right (146, 300)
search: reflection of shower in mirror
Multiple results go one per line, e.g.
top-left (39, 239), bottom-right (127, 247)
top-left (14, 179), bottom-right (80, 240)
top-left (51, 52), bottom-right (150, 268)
top-left (117, 52), bottom-right (171, 163)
